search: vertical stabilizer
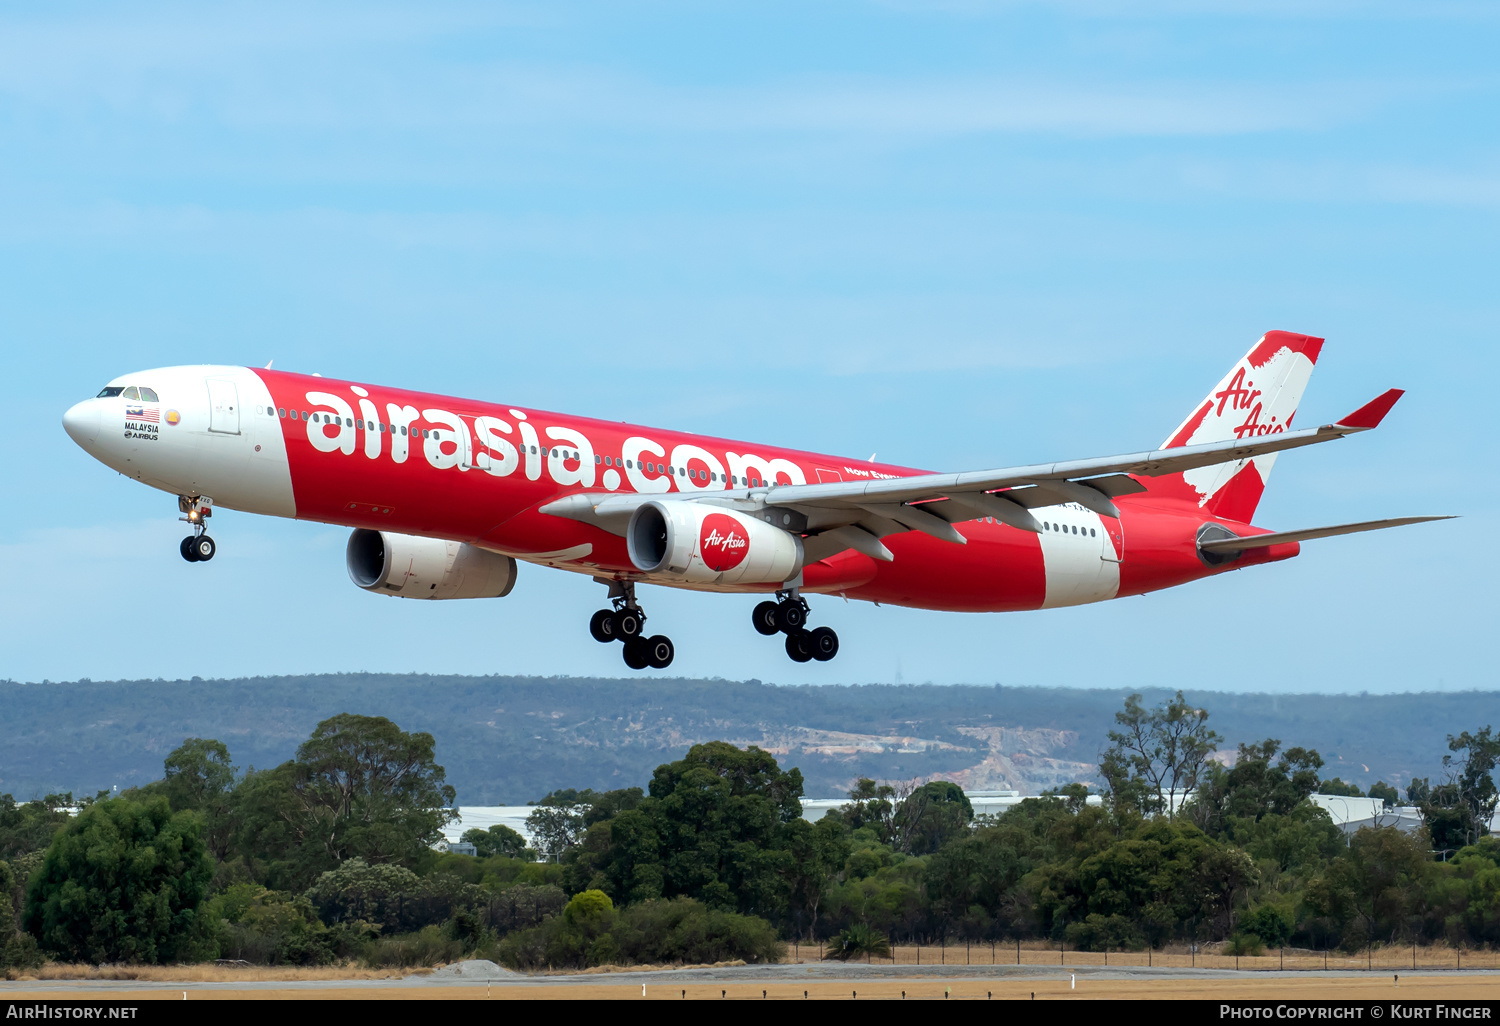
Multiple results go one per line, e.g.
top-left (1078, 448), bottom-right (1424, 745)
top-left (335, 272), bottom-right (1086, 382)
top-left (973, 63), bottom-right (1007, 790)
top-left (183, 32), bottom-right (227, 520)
top-left (1149, 331), bottom-right (1324, 523)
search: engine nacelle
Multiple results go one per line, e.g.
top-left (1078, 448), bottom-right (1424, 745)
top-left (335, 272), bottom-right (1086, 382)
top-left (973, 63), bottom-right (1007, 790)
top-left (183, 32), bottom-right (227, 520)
top-left (627, 501), bottom-right (802, 585)
top-left (346, 529), bottom-right (518, 599)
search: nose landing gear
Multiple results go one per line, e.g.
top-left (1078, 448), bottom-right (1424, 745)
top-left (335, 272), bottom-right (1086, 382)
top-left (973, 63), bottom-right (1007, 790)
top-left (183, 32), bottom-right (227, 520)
top-left (754, 590), bottom-right (838, 662)
top-left (178, 496), bottom-right (216, 562)
top-left (590, 578), bottom-right (674, 669)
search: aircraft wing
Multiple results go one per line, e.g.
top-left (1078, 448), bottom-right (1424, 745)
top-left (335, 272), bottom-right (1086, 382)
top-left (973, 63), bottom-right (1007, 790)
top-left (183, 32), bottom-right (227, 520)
top-left (762, 389), bottom-right (1406, 559)
top-left (1196, 516), bottom-right (1455, 553)
top-left (540, 389), bottom-right (1406, 564)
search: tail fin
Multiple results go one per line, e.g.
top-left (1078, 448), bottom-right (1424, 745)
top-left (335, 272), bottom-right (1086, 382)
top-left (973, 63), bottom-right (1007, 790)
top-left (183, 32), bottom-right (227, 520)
top-left (1150, 330), bottom-right (1325, 523)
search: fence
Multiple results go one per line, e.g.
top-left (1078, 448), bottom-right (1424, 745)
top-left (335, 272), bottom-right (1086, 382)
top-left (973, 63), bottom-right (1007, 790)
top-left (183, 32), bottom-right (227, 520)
top-left (785, 940), bottom-right (1500, 971)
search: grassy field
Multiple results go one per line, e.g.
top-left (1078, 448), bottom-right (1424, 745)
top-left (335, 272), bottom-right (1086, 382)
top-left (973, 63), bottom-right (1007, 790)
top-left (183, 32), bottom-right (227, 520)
top-left (788, 941), bottom-right (1500, 973)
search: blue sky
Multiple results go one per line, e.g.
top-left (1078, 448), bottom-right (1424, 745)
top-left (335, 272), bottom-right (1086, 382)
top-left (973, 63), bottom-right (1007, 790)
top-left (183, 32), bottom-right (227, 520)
top-left (2, 1), bottom-right (1495, 692)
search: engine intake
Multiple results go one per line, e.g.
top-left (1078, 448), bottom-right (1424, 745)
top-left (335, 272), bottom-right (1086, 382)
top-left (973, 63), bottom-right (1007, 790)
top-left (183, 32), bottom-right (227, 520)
top-left (627, 501), bottom-right (802, 585)
top-left (346, 529), bottom-right (518, 599)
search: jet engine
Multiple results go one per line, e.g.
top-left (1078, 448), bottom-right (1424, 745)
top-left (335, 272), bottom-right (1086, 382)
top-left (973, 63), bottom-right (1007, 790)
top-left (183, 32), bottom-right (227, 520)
top-left (346, 529), bottom-right (518, 599)
top-left (626, 501), bottom-right (802, 585)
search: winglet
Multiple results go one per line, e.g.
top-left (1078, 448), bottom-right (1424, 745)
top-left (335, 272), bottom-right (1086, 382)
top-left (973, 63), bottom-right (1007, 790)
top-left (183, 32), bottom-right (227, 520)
top-left (1335, 388), bottom-right (1404, 430)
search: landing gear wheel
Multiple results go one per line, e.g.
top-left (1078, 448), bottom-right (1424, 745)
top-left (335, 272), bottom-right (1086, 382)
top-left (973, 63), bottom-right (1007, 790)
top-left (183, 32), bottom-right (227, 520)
top-left (808, 626), bottom-right (839, 662)
top-left (612, 608), bottom-right (644, 640)
top-left (752, 601), bottom-right (781, 636)
top-left (589, 609), bottom-right (617, 643)
top-left (180, 537), bottom-right (200, 562)
top-left (190, 535), bottom-right (216, 562)
top-left (644, 635), bottom-right (675, 669)
top-left (776, 601), bottom-right (806, 633)
top-left (785, 630), bottom-right (813, 663)
top-left (622, 638), bottom-right (650, 670)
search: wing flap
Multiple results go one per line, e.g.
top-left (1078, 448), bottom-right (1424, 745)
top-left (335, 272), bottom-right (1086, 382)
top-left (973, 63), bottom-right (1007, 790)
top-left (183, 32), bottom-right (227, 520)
top-left (765, 396), bottom-right (1399, 513)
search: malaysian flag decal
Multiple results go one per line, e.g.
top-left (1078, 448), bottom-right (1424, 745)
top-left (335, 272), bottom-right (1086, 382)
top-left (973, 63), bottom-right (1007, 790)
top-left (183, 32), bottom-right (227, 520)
top-left (126, 405), bottom-right (160, 423)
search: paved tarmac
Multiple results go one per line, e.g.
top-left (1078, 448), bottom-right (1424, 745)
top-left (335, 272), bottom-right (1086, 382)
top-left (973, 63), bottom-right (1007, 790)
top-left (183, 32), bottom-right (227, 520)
top-left (1, 959), bottom-right (1489, 994)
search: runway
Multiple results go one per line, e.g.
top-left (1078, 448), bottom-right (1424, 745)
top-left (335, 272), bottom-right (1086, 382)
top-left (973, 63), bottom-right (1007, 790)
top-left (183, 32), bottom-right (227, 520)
top-left (4, 961), bottom-right (1499, 1000)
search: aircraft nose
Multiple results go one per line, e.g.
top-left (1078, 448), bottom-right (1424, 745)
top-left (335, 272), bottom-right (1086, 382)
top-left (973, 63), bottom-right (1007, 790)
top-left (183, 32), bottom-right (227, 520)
top-left (62, 399), bottom-right (101, 447)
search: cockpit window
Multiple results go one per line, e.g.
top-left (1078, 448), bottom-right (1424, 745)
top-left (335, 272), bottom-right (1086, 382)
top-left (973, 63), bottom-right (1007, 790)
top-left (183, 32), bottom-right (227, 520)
top-left (96, 386), bottom-right (125, 398)
top-left (122, 386), bottom-right (140, 400)
top-left (139, 387), bottom-right (159, 402)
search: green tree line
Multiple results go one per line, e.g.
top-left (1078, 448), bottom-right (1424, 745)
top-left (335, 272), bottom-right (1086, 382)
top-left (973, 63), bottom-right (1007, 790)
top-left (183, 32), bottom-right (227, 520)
top-left (2, 695), bottom-right (1498, 973)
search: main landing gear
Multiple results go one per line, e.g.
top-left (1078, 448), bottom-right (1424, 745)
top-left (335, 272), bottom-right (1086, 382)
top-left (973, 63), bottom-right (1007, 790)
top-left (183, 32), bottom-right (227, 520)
top-left (178, 495), bottom-right (216, 563)
top-left (589, 579), bottom-right (674, 670)
top-left (753, 590), bottom-right (838, 663)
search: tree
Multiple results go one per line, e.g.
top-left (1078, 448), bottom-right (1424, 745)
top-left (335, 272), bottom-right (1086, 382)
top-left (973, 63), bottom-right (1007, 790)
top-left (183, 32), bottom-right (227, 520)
top-left (840, 778), bottom-right (900, 843)
top-left (1406, 777), bottom-right (1472, 855)
top-left (1444, 727), bottom-right (1500, 847)
top-left (1191, 739), bottom-right (1323, 835)
top-left (0, 794), bottom-right (72, 862)
top-left (1319, 778), bottom-right (1364, 797)
top-left (1306, 827), bottom-right (1428, 949)
top-left (162, 738), bottom-right (236, 812)
top-left (1367, 781), bottom-right (1400, 808)
top-left (892, 781), bottom-right (973, 855)
top-left (824, 922), bottom-right (889, 960)
top-left (462, 824), bottom-right (534, 860)
top-left (25, 796), bottom-right (214, 964)
top-left (160, 738), bottom-right (237, 860)
top-left (579, 742), bottom-right (807, 917)
top-left (225, 714), bottom-right (457, 889)
top-left (527, 802), bottom-right (588, 862)
top-left (1100, 692), bottom-right (1221, 820)
top-left (304, 858), bottom-right (424, 932)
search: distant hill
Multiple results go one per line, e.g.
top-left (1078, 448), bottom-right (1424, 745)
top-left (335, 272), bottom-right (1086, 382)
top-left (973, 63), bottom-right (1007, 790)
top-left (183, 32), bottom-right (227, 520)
top-left (0, 675), bottom-right (1492, 804)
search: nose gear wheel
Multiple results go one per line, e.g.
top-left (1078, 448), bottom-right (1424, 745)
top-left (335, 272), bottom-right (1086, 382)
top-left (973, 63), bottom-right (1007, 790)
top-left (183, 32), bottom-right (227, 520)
top-left (177, 495), bottom-right (216, 562)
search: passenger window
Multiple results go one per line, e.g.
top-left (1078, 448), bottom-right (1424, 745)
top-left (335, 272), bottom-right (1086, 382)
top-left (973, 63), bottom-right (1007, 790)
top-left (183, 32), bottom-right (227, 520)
top-left (400, 426), bottom-right (407, 436)
top-left (122, 387), bottom-right (139, 400)
top-left (96, 386), bottom-right (125, 398)
top-left (139, 387), bottom-right (159, 402)
top-left (627, 460), bottom-right (634, 469)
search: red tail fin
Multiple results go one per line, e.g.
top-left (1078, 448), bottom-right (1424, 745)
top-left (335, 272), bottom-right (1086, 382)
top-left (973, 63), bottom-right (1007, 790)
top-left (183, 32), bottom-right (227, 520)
top-left (1149, 331), bottom-right (1324, 523)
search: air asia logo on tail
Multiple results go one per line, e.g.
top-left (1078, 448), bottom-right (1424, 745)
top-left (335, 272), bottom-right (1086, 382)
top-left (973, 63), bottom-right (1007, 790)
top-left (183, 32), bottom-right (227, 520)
top-left (699, 513), bottom-right (749, 572)
top-left (1153, 330), bottom-right (1325, 523)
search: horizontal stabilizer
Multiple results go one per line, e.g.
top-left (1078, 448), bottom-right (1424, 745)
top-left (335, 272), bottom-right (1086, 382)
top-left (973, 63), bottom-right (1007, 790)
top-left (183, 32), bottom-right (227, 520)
top-left (1198, 515), bottom-right (1455, 553)
top-left (1334, 388), bottom-right (1404, 431)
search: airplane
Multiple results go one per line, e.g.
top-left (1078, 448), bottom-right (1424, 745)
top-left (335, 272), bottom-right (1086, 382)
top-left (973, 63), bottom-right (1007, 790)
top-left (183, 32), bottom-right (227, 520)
top-left (62, 331), bottom-right (1450, 670)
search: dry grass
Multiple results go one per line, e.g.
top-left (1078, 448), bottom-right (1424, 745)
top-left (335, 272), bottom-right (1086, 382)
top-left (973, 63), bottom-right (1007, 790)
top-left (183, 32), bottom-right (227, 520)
top-left (784, 941), bottom-right (1500, 972)
top-left (8, 963), bottom-right (434, 983)
top-left (5, 976), bottom-right (1500, 1000)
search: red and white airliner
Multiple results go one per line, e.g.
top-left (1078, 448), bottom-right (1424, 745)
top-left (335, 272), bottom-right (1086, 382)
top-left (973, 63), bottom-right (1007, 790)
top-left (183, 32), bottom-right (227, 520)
top-left (63, 332), bottom-right (1449, 669)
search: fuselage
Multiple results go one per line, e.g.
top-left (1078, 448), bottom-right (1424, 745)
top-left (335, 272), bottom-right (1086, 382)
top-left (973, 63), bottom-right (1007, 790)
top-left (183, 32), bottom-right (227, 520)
top-left (63, 364), bottom-right (1297, 612)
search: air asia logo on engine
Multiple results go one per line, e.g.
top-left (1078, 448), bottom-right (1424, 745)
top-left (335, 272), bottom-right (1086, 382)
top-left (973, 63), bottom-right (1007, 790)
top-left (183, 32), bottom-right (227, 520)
top-left (699, 513), bottom-right (749, 572)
